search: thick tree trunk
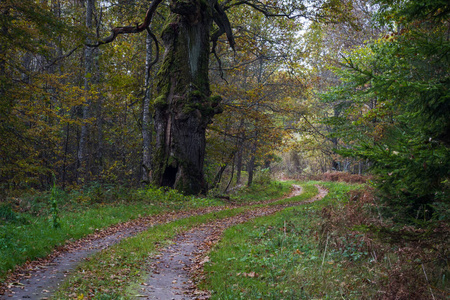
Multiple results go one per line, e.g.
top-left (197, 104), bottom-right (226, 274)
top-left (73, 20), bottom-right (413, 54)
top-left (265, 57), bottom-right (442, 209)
top-left (152, 0), bottom-right (221, 194)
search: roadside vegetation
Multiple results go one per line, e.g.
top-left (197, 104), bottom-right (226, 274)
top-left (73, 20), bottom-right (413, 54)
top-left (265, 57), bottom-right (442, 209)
top-left (201, 181), bottom-right (361, 299)
top-left (2, 178), bottom-right (448, 299)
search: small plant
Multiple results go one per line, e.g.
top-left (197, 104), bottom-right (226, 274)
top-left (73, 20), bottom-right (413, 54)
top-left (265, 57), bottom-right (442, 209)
top-left (0, 204), bottom-right (19, 224)
top-left (93, 292), bottom-right (122, 299)
top-left (50, 174), bottom-right (61, 229)
top-left (254, 168), bottom-right (271, 185)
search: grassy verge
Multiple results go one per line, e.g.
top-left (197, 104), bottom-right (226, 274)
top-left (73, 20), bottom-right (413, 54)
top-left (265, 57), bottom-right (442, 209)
top-left (228, 181), bottom-right (290, 203)
top-left (201, 181), bottom-right (368, 299)
top-left (0, 181), bottom-right (290, 281)
top-left (51, 182), bottom-right (310, 299)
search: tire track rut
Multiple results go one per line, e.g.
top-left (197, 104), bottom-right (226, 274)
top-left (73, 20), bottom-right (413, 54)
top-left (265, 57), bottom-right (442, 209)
top-left (0, 186), bottom-right (301, 299)
top-left (138, 185), bottom-right (327, 299)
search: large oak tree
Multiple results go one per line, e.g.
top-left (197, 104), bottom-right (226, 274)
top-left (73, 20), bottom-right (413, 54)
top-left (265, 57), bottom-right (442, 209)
top-left (91, 0), bottom-right (334, 194)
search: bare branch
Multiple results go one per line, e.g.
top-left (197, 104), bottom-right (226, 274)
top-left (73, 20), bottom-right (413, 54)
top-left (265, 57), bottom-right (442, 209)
top-left (42, 45), bottom-right (82, 71)
top-left (211, 44), bottom-right (229, 83)
top-left (146, 28), bottom-right (160, 73)
top-left (224, 0), bottom-right (307, 19)
top-left (212, 2), bottom-right (235, 51)
top-left (211, 1), bottom-right (236, 82)
top-left (87, 0), bottom-right (163, 47)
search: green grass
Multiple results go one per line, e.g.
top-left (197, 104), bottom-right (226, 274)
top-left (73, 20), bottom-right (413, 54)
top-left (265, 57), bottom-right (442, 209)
top-left (0, 202), bottom-right (171, 277)
top-left (52, 207), bottom-right (249, 299)
top-left (201, 181), bottom-right (372, 299)
top-left (229, 180), bottom-right (291, 203)
top-left (50, 182), bottom-right (312, 299)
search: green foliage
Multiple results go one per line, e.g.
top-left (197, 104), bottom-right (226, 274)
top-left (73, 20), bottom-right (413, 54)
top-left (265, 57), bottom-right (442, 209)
top-left (254, 168), bottom-right (272, 185)
top-left (92, 293), bottom-right (122, 300)
top-left (0, 0), bottom-right (86, 191)
top-left (229, 180), bottom-right (290, 203)
top-left (0, 204), bottom-right (28, 225)
top-left (322, 0), bottom-right (450, 224)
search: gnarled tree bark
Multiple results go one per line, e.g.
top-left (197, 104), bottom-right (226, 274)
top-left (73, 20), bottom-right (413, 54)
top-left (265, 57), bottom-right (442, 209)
top-left (152, 0), bottom-right (223, 194)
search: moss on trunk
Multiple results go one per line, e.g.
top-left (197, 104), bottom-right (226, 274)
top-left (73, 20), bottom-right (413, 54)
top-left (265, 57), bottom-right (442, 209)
top-left (152, 0), bottom-right (221, 195)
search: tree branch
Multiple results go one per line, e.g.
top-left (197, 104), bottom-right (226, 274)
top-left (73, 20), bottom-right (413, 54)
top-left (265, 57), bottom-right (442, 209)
top-left (224, 0), bottom-right (306, 19)
top-left (146, 28), bottom-right (160, 73)
top-left (42, 45), bottom-right (82, 71)
top-left (211, 1), bottom-right (236, 82)
top-left (212, 2), bottom-right (235, 51)
top-left (87, 0), bottom-right (163, 47)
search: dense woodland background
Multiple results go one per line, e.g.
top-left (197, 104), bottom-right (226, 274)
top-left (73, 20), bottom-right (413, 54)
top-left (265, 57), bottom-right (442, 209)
top-left (0, 0), bottom-right (449, 221)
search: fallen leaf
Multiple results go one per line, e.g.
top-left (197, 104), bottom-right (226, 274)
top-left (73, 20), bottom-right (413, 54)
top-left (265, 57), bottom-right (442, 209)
top-left (10, 282), bottom-right (24, 286)
top-left (200, 256), bottom-right (210, 264)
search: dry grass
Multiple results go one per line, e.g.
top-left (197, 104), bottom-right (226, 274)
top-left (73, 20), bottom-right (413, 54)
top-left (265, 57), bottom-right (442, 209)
top-left (320, 188), bottom-right (449, 299)
top-left (317, 171), bottom-right (371, 184)
top-left (283, 171), bottom-right (372, 184)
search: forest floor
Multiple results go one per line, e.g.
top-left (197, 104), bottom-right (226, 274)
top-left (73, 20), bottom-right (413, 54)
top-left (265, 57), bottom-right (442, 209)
top-left (0, 184), bottom-right (328, 299)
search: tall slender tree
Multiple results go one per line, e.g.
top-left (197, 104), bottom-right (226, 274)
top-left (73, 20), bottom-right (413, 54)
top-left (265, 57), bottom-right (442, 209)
top-left (78, 0), bottom-right (95, 183)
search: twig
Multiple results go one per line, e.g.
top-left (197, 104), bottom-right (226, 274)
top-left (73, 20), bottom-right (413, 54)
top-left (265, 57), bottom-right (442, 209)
top-left (422, 264), bottom-right (436, 300)
top-left (42, 45), bottom-right (82, 71)
top-left (321, 232), bottom-right (330, 268)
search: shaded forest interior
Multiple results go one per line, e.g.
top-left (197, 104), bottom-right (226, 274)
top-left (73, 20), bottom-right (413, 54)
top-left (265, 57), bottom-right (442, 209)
top-left (0, 0), bottom-right (448, 220)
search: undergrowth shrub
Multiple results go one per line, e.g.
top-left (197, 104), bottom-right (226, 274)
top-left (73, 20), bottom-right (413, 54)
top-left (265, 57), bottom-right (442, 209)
top-left (0, 204), bottom-right (29, 225)
top-left (254, 168), bottom-right (272, 185)
top-left (228, 180), bottom-right (286, 203)
top-left (320, 188), bottom-right (449, 299)
top-left (316, 171), bottom-right (371, 184)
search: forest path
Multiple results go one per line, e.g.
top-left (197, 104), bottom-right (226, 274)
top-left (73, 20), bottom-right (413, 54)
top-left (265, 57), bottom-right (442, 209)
top-left (0, 185), bottom-right (303, 299)
top-left (0, 207), bottom-right (226, 299)
top-left (138, 185), bottom-right (327, 299)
